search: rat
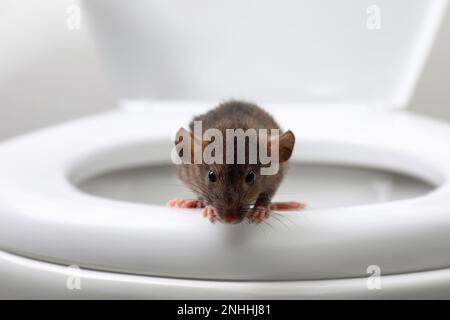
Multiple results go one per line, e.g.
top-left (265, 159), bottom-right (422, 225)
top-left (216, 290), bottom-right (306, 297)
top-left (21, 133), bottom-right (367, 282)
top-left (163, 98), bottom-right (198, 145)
top-left (167, 100), bottom-right (305, 224)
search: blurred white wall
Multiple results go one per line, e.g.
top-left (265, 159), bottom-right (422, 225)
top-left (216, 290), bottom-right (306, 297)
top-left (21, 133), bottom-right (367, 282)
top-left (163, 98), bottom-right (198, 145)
top-left (0, 1), bottom-right (449, 141)
top-left (0, 0), bottom-right (117, 140)
top-left (410, 3), bottom-right (450, 120)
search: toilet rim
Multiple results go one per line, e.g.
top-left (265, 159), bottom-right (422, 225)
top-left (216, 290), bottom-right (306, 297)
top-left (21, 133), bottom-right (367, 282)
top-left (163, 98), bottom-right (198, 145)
top-left (1, 103), bottom-right (450, 281)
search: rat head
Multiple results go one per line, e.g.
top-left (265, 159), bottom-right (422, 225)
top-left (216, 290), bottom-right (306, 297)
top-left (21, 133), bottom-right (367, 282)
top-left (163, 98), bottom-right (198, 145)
top-left (175, 127), bottom-right (295, 224)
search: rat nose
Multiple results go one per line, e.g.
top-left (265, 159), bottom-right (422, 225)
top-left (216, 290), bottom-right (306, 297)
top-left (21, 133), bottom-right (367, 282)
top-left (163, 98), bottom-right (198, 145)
top-left (221, 209), bottom-right (244, 224)
top-left (219, 205), bottom-right (244, 224)
top-left (223, 215), bottom-right (240, 224)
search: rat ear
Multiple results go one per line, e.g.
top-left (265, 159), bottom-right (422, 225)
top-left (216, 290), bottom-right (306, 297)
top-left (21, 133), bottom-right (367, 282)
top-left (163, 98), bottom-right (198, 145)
top-left (175, 127), bottom-right (203, 163)
top-left (271, 130), bottom-right (295, 163)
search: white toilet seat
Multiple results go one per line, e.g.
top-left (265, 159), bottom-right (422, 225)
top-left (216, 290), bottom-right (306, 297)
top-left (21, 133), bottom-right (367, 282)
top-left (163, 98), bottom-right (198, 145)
top-left (1, 103), bottom-right (450, 282)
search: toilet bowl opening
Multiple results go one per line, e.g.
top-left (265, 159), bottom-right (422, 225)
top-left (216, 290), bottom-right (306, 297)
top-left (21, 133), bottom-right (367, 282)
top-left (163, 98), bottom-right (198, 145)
top-left (68, 140), bottom-right (439, 209)
top-left (77, 163), bottom-right (434, 209)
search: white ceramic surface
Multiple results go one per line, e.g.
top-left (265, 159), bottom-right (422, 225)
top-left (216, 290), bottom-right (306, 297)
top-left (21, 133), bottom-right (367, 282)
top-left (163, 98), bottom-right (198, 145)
top-left (85, 0), bottom-right (447, 108)
top-left (1, 105), bottom-right (450, 298)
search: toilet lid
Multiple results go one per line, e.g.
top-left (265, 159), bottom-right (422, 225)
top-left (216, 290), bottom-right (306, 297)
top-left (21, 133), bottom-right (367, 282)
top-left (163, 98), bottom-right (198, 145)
top-left (85, 0), bottom-right (447, 109)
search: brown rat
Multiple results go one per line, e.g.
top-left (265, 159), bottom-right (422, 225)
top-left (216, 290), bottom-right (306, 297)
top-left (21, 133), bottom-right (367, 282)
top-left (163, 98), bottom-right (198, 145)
top-left (168, 100), bottom-right (305, 224)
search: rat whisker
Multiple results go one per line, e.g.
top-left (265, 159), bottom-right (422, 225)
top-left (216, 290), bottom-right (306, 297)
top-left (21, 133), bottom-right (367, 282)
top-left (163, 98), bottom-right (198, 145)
top-left (271, 213), bottom-right (291, 230)
top-left (272, 211), bottom-right (295, 229)
top-left (257, 223), bottom-right (268, 240)
top-left (264, 220), bottom-right (274, 230)
top-left (272, 211), bottom-right (297, 226)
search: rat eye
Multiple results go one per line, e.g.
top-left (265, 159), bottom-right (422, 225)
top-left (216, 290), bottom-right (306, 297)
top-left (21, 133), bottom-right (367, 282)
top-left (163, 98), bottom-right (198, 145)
top-left (245, 171), bottom-right (256, 185)
top-left (208, 170), bottom-right (217, 182)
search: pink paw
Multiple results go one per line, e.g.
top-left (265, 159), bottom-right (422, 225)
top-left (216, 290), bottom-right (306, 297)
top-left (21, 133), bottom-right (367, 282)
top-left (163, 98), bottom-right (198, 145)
top-left (270, 201), bottom-right (306, 211)
top-left (167, 198), bottom-right (204, 209)
top-left (248, 206), bottom-right (271, 224)
top-left (202, 206), bottom-right (218, 223)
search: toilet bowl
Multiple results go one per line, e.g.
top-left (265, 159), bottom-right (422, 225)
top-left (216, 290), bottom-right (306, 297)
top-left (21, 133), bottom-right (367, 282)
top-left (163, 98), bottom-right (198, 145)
top-left (1, 102), bottom-right (450, 299)
top-left (1, 0), bottom-right (449, 299)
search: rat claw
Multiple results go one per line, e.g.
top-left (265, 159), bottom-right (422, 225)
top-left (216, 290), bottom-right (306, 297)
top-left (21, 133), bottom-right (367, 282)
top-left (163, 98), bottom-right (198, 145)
top-left (167, 198), bottom-right (205, 209)
top-left (167, 198), bottom-right (180, 207)
top-left (270, 201), bottom-right (306, 211)
top-left (248, 206), bottom-right (271, 224)
top-left (202, 206), bottom-right (218, 223)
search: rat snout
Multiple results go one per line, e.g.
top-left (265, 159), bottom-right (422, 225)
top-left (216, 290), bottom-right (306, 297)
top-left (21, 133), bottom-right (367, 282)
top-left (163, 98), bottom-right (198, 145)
top-left (222, 215), bottom-right (242, 224)
top-left (218, 207), bottom-right (245, 224)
